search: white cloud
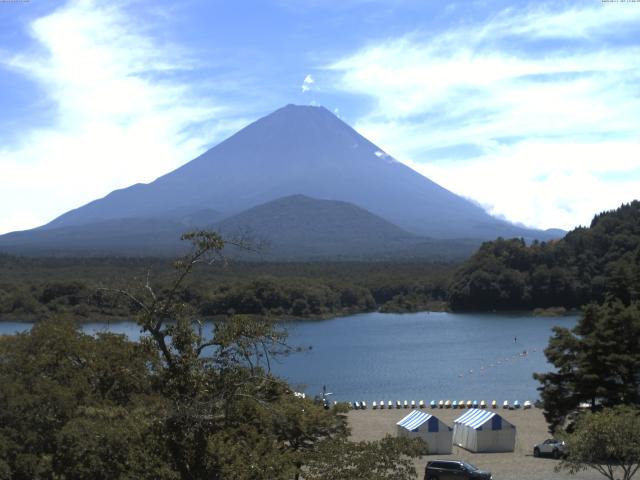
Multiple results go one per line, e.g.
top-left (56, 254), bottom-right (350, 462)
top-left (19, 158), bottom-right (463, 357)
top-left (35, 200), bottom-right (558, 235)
top-left (301, 73), bottom-right (316, 92)
top-left (486, 4), bottom-right (640, 40)
top-left (0, 0), bottom-right (238, 234)
top-left (404, 143), bottom-right (640, 230)
top-left (327, 3), bottom-right (640, 230)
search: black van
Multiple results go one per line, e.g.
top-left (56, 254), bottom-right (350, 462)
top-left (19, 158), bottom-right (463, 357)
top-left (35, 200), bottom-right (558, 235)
top-left (424, 460), bottom-right (492, 480)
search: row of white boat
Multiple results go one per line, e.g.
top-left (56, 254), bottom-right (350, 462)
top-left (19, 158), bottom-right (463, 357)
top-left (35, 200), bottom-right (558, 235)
top-left (350, 399), bottom-right (533, 410)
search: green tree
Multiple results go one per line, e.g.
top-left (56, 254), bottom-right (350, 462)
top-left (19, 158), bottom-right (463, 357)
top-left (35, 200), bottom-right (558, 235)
top-left (53, 405), bottom-right (176, 480)
top-left (0, 317), bottom-right (163, 479)
top-left (304, 435), bottom-right (426, 480)
top-left (557, 406), bottom-right (640, 480)
top-left (108, 231), bottom-right (423, 479)
top-left (534, 300), bottom-right (640, 432)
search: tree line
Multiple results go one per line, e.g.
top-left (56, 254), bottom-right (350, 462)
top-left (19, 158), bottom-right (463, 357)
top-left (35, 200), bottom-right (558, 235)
top-left (449, 201), bottom-right (640, 311)
top-left (0, 256), bottom-right (454, 321)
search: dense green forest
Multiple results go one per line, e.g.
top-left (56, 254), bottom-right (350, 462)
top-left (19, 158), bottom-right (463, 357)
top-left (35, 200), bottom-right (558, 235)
top-left (449, 201), bottom-right (640, 311)
top-left (0, 255), bottom-right (454, 321)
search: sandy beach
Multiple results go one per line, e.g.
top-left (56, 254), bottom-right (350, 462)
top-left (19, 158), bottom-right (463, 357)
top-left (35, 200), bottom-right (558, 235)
top-left (348, 406), bottom-right (603, 480)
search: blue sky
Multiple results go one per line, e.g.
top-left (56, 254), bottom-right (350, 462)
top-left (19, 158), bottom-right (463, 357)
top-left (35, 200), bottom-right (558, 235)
top-left (1, 0), bottom-right (639, 234)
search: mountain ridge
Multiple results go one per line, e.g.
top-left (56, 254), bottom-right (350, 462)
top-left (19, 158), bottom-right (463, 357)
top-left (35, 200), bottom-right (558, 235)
top-left (0, 194), bottom-right (480, 260)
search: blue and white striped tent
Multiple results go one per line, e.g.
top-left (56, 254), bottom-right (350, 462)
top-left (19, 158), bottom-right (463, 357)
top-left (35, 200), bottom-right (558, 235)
top-left (452, 409), bottom-right (516, 452)
top-left (396, 410), bottom-right (452, 454)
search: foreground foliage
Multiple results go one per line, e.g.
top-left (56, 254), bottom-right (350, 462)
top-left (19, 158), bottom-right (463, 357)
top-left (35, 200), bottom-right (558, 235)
top-left (304, 436), bottom-right (427, 480)
top-left (0, 232), bottom-right (424, 479)
top-left (0, 318), bottom-right (168, 479)
top-left (557, 406), bottom-right (640, 480)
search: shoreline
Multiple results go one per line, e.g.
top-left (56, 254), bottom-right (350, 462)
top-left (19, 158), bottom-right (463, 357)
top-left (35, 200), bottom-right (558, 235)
top-left (0, 305), bottom-right (581, 325)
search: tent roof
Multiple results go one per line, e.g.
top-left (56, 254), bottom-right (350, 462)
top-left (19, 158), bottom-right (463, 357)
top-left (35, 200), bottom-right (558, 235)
top-left (454, 409), bottom-right (501, 429)
top-left (397, 410), bottom-right (434, 431)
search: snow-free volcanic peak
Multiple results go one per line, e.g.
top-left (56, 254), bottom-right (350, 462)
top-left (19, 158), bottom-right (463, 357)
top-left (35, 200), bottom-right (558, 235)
top-left (1, 104), bottom-right (560, 256)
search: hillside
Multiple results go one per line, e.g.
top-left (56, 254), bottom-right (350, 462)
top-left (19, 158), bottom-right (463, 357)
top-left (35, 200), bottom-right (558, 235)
top-left (0, 195), bottom-right (479, 260)
top-left (0, 208), bottom-right (223, 256)
top-left (213, 195), bottom-right (478, 260)
top-left (448, 201), bottom-right (640, 311)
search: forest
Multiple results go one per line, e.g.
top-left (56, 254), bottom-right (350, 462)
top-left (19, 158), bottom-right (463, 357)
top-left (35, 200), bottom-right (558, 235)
top-left (449, 201), bottom-right (640, 312)
top-left (0, 255), bottom-right (454, 322)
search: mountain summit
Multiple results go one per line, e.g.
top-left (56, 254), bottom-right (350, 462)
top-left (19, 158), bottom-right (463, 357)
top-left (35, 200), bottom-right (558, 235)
top-left (1, 104), bottom-right (559, 257)
top-left (42, 104), bottom-right (548, 239)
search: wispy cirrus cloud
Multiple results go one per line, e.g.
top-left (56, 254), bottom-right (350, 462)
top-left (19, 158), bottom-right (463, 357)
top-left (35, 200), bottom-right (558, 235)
top-left (327, 3), bottom-right (640, 230)
top-left (0, 0), bottom-right (243, 234)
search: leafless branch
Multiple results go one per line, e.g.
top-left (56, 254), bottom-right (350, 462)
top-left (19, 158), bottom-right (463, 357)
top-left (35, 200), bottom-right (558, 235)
top-left (145, 270), bottom-right (157, 301)
top-left (97, 287), bottom-right (150, 314)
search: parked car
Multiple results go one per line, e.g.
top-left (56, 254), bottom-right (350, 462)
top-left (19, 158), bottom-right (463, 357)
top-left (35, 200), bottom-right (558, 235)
top-left (533, 438), bottom-right (567, 458)
top-left (424, 460), bottom-right (492, 480)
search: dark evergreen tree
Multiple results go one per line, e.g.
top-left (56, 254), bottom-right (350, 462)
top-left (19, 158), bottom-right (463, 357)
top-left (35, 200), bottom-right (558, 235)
top-left (534, 300), bottom-right (640, 432)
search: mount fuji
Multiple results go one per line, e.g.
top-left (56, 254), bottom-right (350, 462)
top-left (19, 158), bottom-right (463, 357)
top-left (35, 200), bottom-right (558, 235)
top-left (0, 104), bottom-right (560, 258)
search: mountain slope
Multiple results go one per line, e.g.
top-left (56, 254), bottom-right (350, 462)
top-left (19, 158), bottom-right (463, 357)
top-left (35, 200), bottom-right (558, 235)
top-left (0, 195), bottom-right (480, 259)
top-left (40, 104), bottom-right (557, 241)
top-left (215, 194), bottom-right (411, 243)
top-left (0, 209), bottom-right (223, 256)
top-left (215, 195), bottom-right (441, 260)
top-left (214, 195), bottom-right (480, 260)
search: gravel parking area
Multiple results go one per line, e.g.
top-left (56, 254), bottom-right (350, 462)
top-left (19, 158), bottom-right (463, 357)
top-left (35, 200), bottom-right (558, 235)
top-left (348, 407), bottom-right (604, 480)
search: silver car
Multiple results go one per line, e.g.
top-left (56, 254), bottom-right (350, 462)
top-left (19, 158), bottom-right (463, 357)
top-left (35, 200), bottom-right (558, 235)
top-left (533, 438), bottom-right (567, 458)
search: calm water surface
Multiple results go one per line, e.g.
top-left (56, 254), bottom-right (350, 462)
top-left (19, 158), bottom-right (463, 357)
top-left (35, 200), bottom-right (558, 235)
top-left (0, 312), bottom-right (577, 402)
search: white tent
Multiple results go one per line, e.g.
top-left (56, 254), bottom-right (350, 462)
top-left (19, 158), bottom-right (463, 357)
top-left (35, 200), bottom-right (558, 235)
top-left (452, 409), bottom-right (516, 452)
top-left (396, 410), bottom-right (453, 454)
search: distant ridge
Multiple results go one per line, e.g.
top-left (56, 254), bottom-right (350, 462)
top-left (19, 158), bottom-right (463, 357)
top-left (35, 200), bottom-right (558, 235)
top-left (215, 194), bottom-right (413, 244)
top-left (0, 195), bottom-right (480, 260)
top-left (212, 194), bottom-right (471, 260)
top-left (0, 104), bottom-right (562, 257)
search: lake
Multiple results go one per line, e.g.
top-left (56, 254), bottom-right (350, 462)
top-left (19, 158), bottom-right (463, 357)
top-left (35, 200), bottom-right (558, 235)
top-left (0, 311), bottom-right (577, 403)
